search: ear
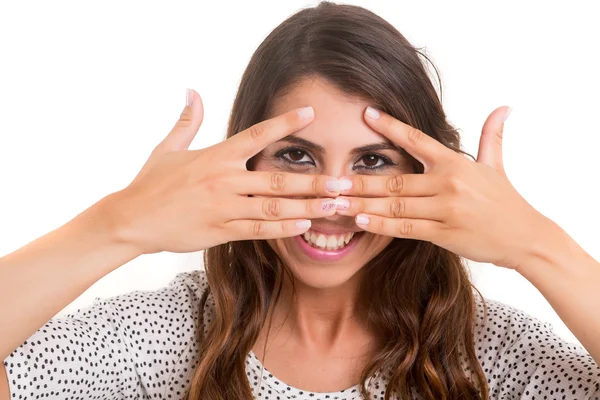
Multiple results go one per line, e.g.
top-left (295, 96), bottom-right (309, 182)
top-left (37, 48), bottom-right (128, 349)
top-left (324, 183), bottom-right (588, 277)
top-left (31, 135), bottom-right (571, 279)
top-left (476, 106), bottom-right (511, 177)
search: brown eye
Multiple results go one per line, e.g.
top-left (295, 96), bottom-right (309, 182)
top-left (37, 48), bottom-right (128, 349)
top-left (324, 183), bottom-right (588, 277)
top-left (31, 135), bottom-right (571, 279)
top-left (288, 150), bottom-right (306, 161)
top-left (278, 148), bottom-right (314, 165)
top-left (354, 154), bottom-right (391, 170)
top-left (361, 155), bottom-right (380, 167)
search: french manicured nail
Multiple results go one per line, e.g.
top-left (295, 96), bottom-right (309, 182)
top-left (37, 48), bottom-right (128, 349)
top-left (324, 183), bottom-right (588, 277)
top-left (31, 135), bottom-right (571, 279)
top-left (296, 220), bottom-right (311, 229)
top-left (503, 106), bottom-right (512, 122)
top-left (356, 214), bottom-right (370, 225)
top-left (365, 106), bottom-right (380, 120)
top-left (334, 198), bottom-right (350, 210)
top-left (326, 179), bottom-right (340, 192)
top-left (322, 199), bottom-right (338, 211)
top-left (186, 88), bottom-right (194, 106)
top-left (339, 178), bottom-right (352, 191)
top-left (297, 106), bottom-right (314, 120)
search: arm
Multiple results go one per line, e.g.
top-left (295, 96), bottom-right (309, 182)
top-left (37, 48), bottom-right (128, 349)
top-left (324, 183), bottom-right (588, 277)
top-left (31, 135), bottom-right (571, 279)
top-left (515, 214), bottom-right (600, 365)
top-left (0, 192), bottom-right (140, 362)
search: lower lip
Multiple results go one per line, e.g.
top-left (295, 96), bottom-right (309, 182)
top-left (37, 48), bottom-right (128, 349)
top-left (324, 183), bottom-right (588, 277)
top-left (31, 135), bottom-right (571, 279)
top-left (294, 232), bottom-right (364, 262)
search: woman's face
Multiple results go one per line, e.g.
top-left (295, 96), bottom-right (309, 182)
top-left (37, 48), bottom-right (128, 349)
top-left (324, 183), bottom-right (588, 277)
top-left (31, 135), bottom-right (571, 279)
top-left (253, 77), bottom-right (412, 289)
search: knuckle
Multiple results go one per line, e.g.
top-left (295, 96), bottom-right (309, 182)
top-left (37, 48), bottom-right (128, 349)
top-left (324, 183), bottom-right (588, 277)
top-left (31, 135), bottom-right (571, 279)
top-left (355, 200), bottom-right (365, 214)
top-left (446, 199), bottom-right (463, 218)
top-left (251, 221), bottom-right (264, 237)
top-left (248, 123), bottom-right (266, 143)
top-left (390, 198), bottom-right (405, 218)
top-left (177, 108), bottom-right (193, 128)
top-left (269, 172), bottom-right (285, 192)
top-left (387, 175), bottom-right (404, 194)
top-left (399, 219), bottom-right (413, 236)
top-left (279, 221), bottom-right (291, 236)
top-left (262, 198), bottom-right (281, 218)
top-left (203, 177), bottom-right (218, 192)
top-left (494, 129), bottom-right (504, 147)
top-left (355, 176), bottom-right (366, 194)
top-left (407, 127), bottom-right (424, 145)
top-left (306, 199), bottom-right (315, 215)
top-left (312, 176), bottom-right (320, 194)
top-left (447, 174), bottom-right (465, 193)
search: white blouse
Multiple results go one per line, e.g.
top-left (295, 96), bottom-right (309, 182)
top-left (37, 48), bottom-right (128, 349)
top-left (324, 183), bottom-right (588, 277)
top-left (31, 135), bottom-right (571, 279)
top-left (3, 269), bottom-right (600, 399)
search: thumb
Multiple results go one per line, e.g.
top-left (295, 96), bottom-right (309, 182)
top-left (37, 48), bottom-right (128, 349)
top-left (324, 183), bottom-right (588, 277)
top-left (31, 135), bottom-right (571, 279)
top-left (476, 105), bottom-right (511, 176)
top-left (155, 88), bottom-right (204, 154)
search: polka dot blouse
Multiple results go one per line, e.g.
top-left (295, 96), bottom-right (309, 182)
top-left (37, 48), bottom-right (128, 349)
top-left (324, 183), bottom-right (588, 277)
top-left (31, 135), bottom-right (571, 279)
top-left (3, 269), bottom-right (600, 399)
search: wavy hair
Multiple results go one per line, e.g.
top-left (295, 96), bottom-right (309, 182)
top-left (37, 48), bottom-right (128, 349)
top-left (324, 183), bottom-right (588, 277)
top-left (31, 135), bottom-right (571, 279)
top-left (184, 2), bottom-right (489, 399)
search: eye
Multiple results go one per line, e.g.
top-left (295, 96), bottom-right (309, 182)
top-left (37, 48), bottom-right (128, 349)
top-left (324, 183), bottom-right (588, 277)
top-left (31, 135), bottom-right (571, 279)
top-left (354, 154), bottom-right (390, 170)
top-left (275, 147), bottom-right (315, 166)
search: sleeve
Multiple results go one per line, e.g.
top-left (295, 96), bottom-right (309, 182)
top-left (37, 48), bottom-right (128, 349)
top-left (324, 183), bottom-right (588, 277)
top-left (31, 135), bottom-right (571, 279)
top-left (477, 298), bottom-right (600, 400)
top-left (2, 269), bottom-right (210, 400)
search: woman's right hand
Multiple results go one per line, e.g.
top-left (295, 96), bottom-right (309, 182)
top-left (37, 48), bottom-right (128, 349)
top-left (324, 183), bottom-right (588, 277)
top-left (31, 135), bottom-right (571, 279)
top-left (107, 89), bottom-right (342, 255)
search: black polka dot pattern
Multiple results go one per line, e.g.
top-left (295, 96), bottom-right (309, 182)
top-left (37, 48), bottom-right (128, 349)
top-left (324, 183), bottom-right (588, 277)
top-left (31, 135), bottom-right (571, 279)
top-left (4, 269), bottom-right (600, 399)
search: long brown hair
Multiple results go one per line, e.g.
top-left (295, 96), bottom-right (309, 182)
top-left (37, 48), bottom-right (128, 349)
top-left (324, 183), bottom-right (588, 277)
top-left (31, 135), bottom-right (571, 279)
top-left (185, 2), bottom-right (489, 399)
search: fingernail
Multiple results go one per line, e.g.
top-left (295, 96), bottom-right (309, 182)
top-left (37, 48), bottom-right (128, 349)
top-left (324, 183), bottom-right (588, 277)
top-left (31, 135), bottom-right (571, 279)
top-left (326, 179), bottom-right (340, 192)
top-left (297, 106), bottom-right (314, 121)
top-left (503, 106), bottom-right (512, 122)
top-left (296, 220), bottom-right (311, 229)
top-left (356, 215), bottom-right (369, 225)
top-left (186, 88), bottom-right (194, 106)
top-left (339, 178), bottom-right (352, 191)
top-left (321, 199), bottom-right (338, 211)
top-left (365, 106), bottom-right (380, 120)
top-left (334, 198), bottom-right (350, 210)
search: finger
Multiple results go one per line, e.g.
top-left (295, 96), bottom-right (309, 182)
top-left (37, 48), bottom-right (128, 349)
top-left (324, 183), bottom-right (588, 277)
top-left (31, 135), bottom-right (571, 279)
top-left (229, 197), bottom-right (346, 221)
top-left (354, 213), bottom-right (444, 242)
top-left (227, 171), bottom-right (342, 197)
top-left (335, 196), bottom-right (444, 221)
top-left (225, 219), bottom-right (312, 240)
top-left (224, 106), bottom-right (315, 160)
top-left (154, 89), bottom-right (204, 155)
top-left (477, 106), bottom-right (510, 176)
top-left (339, 173), bottom-right (439, 198)
top-left (363, 106), bottom-right (455, 172)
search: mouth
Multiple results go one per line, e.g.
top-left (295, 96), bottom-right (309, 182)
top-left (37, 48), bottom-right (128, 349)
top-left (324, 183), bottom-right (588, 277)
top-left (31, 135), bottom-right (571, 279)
top-left (302, 229), bottom-right (357, 250)
top-left (294, 228), bottom-right (364, 262)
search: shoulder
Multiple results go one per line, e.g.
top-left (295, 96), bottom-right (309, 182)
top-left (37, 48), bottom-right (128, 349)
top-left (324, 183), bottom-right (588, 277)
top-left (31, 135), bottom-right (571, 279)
top-left (77, 269), bottom-right (213, 329)
top-left (473, 295), bottom-right (600, 399)
top-left (3, 269), bottom-right (213, 399)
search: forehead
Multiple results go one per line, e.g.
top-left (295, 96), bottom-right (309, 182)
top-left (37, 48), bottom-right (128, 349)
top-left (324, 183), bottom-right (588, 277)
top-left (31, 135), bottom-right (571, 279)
top-left (268, 77), bottom-right (386, 148)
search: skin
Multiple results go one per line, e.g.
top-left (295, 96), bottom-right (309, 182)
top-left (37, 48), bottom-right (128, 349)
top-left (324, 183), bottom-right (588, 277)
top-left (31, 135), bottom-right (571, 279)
top-left (251, 77), bottom-right (412, 390)
top-left (251, 75), bottom-right (600, 391)
top-left (2, 81), bottom-right (599, 397)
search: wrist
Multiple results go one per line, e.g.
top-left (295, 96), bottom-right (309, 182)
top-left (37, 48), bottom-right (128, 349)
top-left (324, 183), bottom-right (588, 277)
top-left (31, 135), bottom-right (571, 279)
top-left (515, 215), bottom-right (593, 284)
top-left (81, 191), bottom-right (144, 259)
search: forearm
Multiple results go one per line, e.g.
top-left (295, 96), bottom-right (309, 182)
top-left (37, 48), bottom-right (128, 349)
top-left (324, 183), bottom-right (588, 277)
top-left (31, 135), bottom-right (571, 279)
top-left (516, 215), bottom-right (600, 364)
top-left (0, 192), bottom-right (141, 361)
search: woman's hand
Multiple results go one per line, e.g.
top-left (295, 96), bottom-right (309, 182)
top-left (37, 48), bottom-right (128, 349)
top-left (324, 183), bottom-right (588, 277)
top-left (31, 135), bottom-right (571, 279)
top-left (108, 89), bottom-right (342, 255)
top-left (335, 106), bottom-right (554, 270)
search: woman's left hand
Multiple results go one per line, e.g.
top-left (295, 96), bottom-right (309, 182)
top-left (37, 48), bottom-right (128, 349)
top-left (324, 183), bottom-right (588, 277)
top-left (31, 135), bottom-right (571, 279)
top-left (335, 106), bottom-right (556, 270)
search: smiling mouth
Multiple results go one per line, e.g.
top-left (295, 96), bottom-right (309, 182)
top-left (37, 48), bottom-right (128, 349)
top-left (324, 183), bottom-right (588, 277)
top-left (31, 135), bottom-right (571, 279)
top-left (301, 229), bottom-right (359, 250)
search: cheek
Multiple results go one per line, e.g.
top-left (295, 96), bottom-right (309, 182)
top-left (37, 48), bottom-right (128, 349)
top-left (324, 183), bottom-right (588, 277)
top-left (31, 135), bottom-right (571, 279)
top-left (367, 234), bottom-right (394, 252)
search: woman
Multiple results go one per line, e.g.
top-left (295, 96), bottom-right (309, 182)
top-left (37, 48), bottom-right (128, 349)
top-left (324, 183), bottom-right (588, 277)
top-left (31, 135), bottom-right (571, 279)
top-left (1, 2), bottom-right (599, 399)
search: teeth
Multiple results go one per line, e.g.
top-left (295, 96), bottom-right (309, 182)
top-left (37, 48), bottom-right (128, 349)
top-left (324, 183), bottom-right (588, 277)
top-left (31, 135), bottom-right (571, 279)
top-left (316, 234), bottom-right (327, 248)
top-left (326, 236), bottom-right (337, 250)
top-left (301, 230), bottom-right (356, 250)
top-left (344, 233), bottom-right (352, 244)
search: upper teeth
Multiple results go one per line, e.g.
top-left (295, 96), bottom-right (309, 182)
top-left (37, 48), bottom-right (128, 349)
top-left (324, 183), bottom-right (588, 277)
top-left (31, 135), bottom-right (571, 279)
top-left (302, 230), bottom-right (355, 250)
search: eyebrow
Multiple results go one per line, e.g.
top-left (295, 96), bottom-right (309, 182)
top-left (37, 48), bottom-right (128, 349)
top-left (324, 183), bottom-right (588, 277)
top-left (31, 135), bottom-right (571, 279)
top-left (277, 136), bottom-right (404, 156)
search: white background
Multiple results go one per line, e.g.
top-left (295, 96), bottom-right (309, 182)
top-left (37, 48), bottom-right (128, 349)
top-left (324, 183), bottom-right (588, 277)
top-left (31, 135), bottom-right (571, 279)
top-left (0, 1), bottom-right (598, 345)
